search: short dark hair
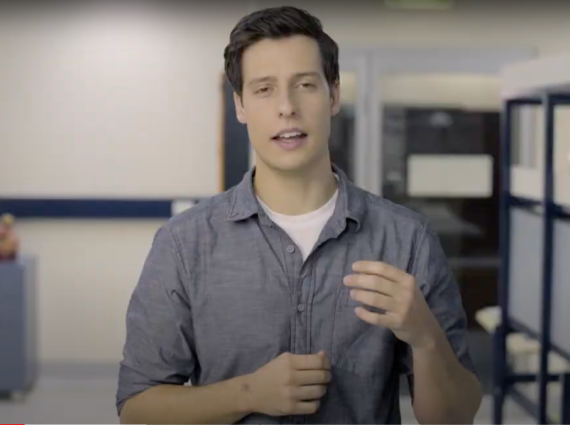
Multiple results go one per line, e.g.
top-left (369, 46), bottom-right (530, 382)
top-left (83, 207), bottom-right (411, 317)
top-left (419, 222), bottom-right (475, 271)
top-left (224, 6), bottom-right (339, 98)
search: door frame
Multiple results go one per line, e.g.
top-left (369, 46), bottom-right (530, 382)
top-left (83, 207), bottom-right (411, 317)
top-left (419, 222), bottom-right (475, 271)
top-left (339, 46), bottom-right (537, 195)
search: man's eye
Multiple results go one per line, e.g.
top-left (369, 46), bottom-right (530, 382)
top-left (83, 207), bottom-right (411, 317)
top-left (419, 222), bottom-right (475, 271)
top-left (255, 87), bottom-right (270, 94)
top-left (299, 82), bottom-right (316, 89)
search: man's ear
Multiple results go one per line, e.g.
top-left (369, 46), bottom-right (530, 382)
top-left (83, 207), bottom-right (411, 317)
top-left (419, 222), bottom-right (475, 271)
top-left (233, 92), bottom-right (246, 124)
top-left (330, 80), bottom-right (341, 116)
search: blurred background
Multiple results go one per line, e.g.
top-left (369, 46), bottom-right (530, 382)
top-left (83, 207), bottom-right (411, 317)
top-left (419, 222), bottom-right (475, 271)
top-left (1, 1), bottom-right (569, 423)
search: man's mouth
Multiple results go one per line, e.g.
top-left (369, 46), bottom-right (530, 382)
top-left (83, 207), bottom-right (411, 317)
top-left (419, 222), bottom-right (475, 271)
top-left (271, 129), bottom-right (308, 142)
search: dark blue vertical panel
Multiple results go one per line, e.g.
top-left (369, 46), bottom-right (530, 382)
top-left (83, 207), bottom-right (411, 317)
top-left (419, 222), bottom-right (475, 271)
top-left (538, 93), bottom-right (555, 425)
top-left (494, 98), bottom-right (514, 425)
top-left (223, 79), bottom-right (251, 190)
top-left (562, 373), bottom-right (570, 425)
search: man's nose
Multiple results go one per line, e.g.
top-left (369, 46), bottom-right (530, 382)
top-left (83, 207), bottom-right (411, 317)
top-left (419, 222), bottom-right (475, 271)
top-left (277, 90), bottom-right (297, 117)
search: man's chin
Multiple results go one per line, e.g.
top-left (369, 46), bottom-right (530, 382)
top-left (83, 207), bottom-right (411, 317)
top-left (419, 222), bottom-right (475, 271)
top-left (259, 158), bottom-right (313, 174)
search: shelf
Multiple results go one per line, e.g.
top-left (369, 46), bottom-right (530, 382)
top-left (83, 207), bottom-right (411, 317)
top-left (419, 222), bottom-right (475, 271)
top-left (476, 307), bottom-right (570, 374)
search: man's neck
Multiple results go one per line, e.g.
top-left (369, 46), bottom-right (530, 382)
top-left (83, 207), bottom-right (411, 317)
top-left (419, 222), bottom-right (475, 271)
top-left (254, 158), bottom-right (338, 216)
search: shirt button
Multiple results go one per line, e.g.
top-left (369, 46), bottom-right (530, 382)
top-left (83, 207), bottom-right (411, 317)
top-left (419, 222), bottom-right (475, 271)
top-left (286, 245), bottom-right (295, 254)
top-left (297, 304), bottom-right (305, 312)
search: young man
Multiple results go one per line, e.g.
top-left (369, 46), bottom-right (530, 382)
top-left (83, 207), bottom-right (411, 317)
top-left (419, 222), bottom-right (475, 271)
top-left (117, 6), bottom-right (482, 424)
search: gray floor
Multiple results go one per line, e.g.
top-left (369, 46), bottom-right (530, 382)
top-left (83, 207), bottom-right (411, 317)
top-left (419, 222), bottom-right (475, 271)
top-left (0, 331), bottom-right (535, 424)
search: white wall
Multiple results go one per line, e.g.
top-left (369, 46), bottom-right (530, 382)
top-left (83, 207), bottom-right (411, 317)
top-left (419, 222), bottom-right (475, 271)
top-left (300, 0), bottom-right (570, 55)
top-left (0, 4), bottom-right (246, 364)
top-left (0, 5), bottom-right (232, 198)
top-left (1, 1), bottom-right (570, 365)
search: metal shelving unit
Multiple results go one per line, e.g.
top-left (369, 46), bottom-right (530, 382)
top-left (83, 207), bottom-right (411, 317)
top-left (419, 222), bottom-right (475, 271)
top-left (494, 53), bottom-right (570, 424)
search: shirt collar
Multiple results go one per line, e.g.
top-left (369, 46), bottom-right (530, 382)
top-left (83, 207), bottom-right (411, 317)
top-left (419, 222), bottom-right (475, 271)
top-left (226, 164), bottom-right (366, 232)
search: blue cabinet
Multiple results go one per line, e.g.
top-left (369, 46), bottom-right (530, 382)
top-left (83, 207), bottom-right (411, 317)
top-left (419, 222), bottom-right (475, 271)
top-left (0, 256), bottom-right (37, 395)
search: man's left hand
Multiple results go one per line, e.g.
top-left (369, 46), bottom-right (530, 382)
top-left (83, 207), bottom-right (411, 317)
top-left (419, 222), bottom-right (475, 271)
top-left (343, 261), bottom-right (442, 350)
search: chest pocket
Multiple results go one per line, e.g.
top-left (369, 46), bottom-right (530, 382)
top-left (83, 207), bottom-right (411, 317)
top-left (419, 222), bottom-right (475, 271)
top-left (330, 288), bottom-right (396, 378)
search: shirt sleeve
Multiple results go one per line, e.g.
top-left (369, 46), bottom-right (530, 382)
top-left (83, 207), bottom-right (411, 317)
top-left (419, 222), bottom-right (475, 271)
top-left (399, 221), bottom-right (478, 394)
top-left (116, 224), bottom-right (196, 416)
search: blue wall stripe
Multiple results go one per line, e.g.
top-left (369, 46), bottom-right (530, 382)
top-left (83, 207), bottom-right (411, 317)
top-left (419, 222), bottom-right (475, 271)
top-left (0, 198), bottom-right (205, 219)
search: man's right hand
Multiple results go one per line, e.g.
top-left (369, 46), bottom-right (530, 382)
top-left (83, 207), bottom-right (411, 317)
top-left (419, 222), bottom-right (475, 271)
top-left (244, 350), bottom-right (331, 417)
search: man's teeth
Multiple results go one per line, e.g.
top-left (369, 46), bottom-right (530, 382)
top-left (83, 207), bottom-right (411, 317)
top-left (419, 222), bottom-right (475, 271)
top-left (278, 132), bottom-right (303, 139)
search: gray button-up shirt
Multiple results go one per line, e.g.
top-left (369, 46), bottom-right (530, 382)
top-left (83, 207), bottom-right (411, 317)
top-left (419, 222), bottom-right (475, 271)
top-left (116, 166), bottom-right (476, 424)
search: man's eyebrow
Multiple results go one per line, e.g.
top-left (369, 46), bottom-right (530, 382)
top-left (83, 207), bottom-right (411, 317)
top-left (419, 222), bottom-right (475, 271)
top-left (293, 72), bottom-right (321, 79)
top-left (247, 72), bottom-right (321, 87)
top-left (247, 76), bottom-right (276, 87)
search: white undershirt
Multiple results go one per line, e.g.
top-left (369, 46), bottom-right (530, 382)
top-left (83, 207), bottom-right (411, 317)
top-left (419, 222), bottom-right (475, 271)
top-left (258, 187), bottom-right (338, 261)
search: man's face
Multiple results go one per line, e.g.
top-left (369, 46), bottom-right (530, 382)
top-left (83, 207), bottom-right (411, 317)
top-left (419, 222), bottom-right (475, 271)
top-left (234, 35), bottom-right (340, 173)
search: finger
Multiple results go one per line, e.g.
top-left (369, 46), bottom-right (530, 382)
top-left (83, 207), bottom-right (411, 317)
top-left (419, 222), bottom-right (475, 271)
top-left (343, 273), bottom-right (397, 296)
top-left (355, 306), bottom-right (396, 328)
top-left (293, 385), bottom-right (327, 401)
top-left (291, 353), bottom-right (330, 371)
top-left (352, 261), bottom-right (408, 282)
top-left (350, 289), bottom-right (394, 312)
top-left (294, 370), bottom-right (332, 385)
top-left (317, 351), bottom-right (331, 369)
top-left (293, 400), bottom-right (321, 415)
